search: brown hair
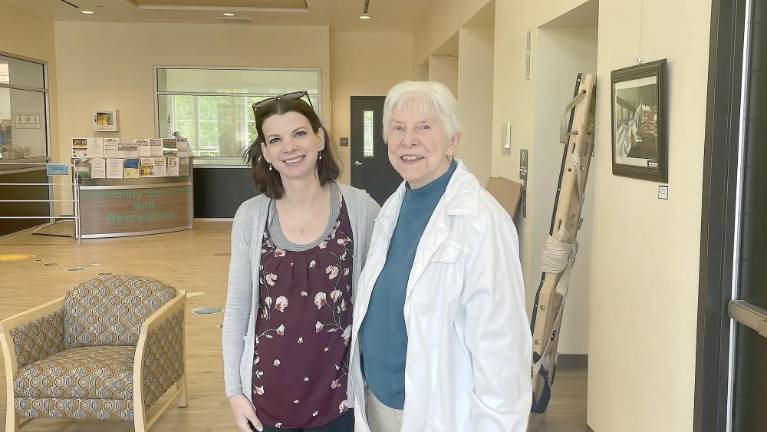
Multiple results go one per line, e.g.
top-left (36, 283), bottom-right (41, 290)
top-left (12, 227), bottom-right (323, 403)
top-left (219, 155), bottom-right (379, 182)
top-left (245, 97), bottom-right (339, 199)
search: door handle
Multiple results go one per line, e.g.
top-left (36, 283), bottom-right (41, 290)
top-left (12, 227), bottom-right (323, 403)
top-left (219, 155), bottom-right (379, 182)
top-left (729, 300), bottom-right (767, 338)
top-left (354, 161), bottom-right (364, 166)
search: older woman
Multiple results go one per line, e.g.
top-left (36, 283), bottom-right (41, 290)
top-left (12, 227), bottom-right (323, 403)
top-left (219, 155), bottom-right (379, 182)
top-left (349, 81), bottom-right (531, 432)
top-left (223, 93), bottom-right (380, 432)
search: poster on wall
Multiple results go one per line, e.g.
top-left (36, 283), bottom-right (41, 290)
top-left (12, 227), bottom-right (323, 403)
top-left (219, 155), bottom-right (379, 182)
top-left (611, 59), bottom-right (667, 182)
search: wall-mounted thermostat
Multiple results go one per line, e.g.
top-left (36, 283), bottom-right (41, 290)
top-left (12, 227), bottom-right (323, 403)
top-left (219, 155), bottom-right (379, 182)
top-left (658, 184), bottom-right (669, 200)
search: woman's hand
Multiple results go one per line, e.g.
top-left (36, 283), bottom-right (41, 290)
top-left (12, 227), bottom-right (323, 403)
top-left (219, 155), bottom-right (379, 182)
top-left (228, 394), bottom-right (263, 432)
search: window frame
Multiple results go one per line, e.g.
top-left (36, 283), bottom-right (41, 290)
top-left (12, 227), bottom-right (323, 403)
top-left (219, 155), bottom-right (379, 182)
top-left (153, 65), bottom-right (321, 168)
top-left (0, 50), bottom-right (51, 171)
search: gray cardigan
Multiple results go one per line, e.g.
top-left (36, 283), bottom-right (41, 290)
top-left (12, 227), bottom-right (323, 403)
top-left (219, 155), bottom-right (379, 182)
top-left (222, 183), bottom-right (381, 401)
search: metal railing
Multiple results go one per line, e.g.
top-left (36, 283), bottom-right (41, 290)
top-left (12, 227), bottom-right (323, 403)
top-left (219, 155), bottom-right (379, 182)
top-left (0, 162), bottom-right (81, 239)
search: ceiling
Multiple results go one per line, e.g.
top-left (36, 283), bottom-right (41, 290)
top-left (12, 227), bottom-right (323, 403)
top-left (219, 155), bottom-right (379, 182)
top-left (4, 0), bottom-right (431, 33)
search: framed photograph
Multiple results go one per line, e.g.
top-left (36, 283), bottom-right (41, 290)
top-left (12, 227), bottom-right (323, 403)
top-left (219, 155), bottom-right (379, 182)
top-left (611, 59), bottom-right (667, 182)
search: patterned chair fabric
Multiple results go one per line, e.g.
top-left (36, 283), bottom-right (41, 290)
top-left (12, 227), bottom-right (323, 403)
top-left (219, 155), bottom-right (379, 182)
top-left (15, 398), bottom-right (134, 421)
top-left (4, 274), bottom-right (184, 423)
top-left (14, 346), bottom-right (134, 400)
top-left (141, 306), bottom-right (185, 407)
top-left (63, 274), bottom-right (176, 348)
top-left (10, 309), bottom-right (65, 369)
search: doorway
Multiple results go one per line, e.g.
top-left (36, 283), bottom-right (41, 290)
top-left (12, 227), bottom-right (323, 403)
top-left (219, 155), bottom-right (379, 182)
top-left (349, 96), bottom-right (401, 205)
top-left (695, 0), bottom-right (767, 431)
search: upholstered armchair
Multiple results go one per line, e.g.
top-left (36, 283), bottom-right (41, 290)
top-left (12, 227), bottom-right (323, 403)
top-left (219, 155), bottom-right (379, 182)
top-left (0, 274), bottom-right (187, 432)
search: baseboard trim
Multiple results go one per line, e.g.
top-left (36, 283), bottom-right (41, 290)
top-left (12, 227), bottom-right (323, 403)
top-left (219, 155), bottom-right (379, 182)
top-left (557, 354), bottom-right (588, 370)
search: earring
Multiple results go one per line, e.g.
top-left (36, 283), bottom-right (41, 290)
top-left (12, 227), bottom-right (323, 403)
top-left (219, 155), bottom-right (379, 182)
top-left (446, 153), bottom-right (454, 162)
top-left (319, 147), bottom-right (324, 160)
top-left (268, 163), bottom-right (273, 171)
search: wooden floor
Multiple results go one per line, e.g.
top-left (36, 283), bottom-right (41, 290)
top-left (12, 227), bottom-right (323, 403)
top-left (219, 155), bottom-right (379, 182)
top-left (0, 221), bottom-right (588, 431)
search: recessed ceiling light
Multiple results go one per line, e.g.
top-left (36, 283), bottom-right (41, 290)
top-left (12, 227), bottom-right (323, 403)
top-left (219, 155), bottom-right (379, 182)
top-left (81, 10), bottom-right (95, 15)
top-left (223, 12), bottom-right (235, 16)
top-left (359, 13), bottom-right (371, 20)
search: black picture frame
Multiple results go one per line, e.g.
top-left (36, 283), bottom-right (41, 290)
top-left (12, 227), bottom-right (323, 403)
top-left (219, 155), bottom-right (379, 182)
top-left (610, 59), bottom-right (667, 182)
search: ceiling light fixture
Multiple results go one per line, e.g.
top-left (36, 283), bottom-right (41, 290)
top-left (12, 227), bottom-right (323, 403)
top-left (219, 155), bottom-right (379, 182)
top-left (223, 12), bottom-right (235, 16)
top-left (81, 10), bottom-right (95, 15)
top-left (360, 0), bottom-right (371, 20)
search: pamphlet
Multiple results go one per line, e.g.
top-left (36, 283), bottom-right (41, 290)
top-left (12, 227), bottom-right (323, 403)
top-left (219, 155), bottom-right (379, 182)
top-left (149, 138), bottom-right (164, 157)
top-left (166, 157), bottom-right (179, 176)
top-left (152, 157), bottom-right (167, 176)
top-left (119, 142), bottom-right (139, 159)
top-left (162, 138), bottom-right (178, 156)
top-left (176, 138), bottom-right (190, 158)
top-left (123, 159), bottom-right (140, 178)
top-left (106, 158), bottom-right (124, 179)
top-left (90, 157), bottom-right (106, 179)
top-left (136, 139), bottom-right (151, 157)
top-left (140, 158), bottom-right (154, 177)
top-left (103, 138), bottom-right (119, 158)
top-left (72, 138), bottom-right (88, 158)
top-left (73, 158), bottom-right (91, 180)
top-left (87, 137), bottom-right (104, 158)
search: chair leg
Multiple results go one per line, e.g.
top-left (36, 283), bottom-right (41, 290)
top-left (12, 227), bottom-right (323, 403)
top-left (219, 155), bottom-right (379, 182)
top-left (5, 401), bottom-right (19, 432)
top-left (176, 374), bottom-right (188, 408)
top-left (133, 403), bottom-right (147, 432)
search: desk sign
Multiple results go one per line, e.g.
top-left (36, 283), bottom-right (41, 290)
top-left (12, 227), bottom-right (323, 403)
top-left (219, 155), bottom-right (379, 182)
top-left (46, 164), bottom-right (70, 176)
top-left (79, 184), bottom-right (192, 237)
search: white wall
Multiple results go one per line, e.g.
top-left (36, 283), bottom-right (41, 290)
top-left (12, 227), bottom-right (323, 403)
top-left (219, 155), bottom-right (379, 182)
top-left (529, 27), bottom-right (597, 354)
top-left (331, 32), bottom-right (413, 184)
top-left (457, 27), bottom-right (494, 185)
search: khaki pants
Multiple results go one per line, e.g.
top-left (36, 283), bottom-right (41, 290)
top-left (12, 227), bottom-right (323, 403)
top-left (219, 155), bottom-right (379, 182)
top-left (365, 389), bottom-right (404, 432)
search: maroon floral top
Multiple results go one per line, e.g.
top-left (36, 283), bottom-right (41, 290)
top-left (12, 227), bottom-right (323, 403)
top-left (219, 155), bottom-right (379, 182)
top-left (252, 200), bottom-right (354, 429)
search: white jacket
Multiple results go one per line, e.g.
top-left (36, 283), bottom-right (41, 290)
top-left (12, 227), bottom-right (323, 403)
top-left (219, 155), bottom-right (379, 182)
top-left (349, 161), bottom-right (532, 432)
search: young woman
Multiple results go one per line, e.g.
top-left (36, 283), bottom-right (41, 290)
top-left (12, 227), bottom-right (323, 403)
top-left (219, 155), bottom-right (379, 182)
top-left (223, 92), bottom-right (380, 432)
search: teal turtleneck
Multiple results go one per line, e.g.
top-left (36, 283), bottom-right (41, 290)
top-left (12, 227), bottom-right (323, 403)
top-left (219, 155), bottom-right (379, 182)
top-left (360, 159), bottom-right (458, 409)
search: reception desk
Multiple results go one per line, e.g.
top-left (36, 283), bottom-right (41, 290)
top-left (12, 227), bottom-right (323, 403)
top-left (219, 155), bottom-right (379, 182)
top-left (79, 175), bottom-right (193, 238)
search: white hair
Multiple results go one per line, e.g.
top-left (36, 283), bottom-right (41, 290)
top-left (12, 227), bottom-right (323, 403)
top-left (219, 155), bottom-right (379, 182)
top-left (382, 81), bottom-right (463, 143)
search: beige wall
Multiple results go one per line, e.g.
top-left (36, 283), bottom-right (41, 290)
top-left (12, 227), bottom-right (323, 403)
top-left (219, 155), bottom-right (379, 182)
top-left (586, 0), bottom-right (711, 430)
top-left (53, 21), bottom-right (330, 208)
top-left (330, 32), bottom-right (413, 185)
top-left (427, 56), bottom-right (458, 97)
top-left (457, 27), bottom-right (493, 185)
top-left (413, 0), bottom-right (492, 65)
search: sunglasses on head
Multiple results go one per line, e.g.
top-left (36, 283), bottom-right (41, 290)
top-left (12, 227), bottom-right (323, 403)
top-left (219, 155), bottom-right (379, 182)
top-left (252, 90), bottom-right (314, 113)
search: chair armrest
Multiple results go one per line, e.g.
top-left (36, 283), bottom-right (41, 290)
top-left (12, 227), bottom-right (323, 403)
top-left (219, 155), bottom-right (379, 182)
top-left (133, 291), bottom-right (186, 408)
top-left (0, 297), bottom-right (65, 376)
